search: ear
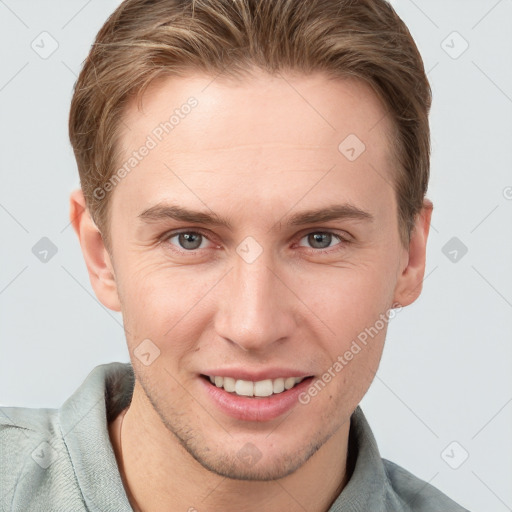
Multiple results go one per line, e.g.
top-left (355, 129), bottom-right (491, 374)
top-left (69, 188), bottom-right (121, 312)
top-left (393, 199), bottom-right (433, 307)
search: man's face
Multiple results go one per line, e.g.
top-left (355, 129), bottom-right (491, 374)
top-left (105, 70), bottom-right (409, 480)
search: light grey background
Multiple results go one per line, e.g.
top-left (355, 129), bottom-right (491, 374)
top-left (1, 1), bottom-right (511, 511)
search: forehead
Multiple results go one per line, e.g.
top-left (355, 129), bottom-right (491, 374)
top-left (112, 70), bottom-right (396, 218)
top-left (120, 69), bottom-right (393, 153)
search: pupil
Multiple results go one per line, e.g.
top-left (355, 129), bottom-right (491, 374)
top-left (309, 233), bottom-right (331, 249)
top-left (179, 232), bottom-right (201, 250)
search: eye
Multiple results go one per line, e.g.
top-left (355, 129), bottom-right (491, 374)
top-left (160, 229), bottom-right (350, 255)
top-left (167, 231), bottom-right (211, 251)
top-left (298, 232), bottom-right (347, 250)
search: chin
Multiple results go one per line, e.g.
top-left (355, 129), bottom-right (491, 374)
top-left (185, 439), bottom-right (323, 481)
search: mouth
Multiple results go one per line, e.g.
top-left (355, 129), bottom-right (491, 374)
top-left (198, 368), bottom-right (316, 421)
top-left (200, 374), bottom-right (312, 398)
top-left (200, 373), bottom-right (316, 422)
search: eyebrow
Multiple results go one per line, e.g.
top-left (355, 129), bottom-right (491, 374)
top-left (137, 202), bottom-right (373, 228)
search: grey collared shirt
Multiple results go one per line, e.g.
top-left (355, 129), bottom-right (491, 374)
top-left (1, 362), bottom-right (469, 511)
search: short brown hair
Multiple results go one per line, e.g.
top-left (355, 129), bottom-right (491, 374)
top-left (69, 0), bottom-right (431, 251)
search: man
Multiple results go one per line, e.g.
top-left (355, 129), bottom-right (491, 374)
top-left (1, 0), bottom-right (469, 510)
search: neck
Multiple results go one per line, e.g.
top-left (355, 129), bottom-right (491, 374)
top-left (109, 383), bottom-right (351, 512)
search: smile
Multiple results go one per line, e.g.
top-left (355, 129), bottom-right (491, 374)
top-left (200, 372), bottom-right (315, 421)
top-left (204, 375), bottom-right (307, 397)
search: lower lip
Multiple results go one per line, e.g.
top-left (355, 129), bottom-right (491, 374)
top-left (200, 376), bottom-right (314, 422)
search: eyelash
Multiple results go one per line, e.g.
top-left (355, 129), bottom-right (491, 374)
top-left (159, 228), bottom-right (352, 255)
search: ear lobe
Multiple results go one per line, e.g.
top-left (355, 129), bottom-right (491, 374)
top-left (393, 199), bottom-right (433, 307)
top-left (69, 188), bottom-right (121, 312)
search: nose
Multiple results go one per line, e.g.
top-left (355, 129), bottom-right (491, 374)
top-left (214, 248), bottom-right (297, 352)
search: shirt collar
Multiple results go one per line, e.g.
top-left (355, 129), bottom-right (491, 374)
top-left (59, 362), bottom-right (134, 511)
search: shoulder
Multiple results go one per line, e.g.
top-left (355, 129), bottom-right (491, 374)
top-left (0, 405), bottom-right (86, 510)
top-left (383, 459), bottom-right (470, 512)
top-left (0, 362), bottom-right (134, 511)
top-left (0, 404), bottom-right (62, 475)
top-left (1, 402), bottom-right (57, 435)
top-left (0, 405), bottom-right (87, 511)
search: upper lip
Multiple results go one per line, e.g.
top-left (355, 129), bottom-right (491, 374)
top-left (201, 368), bottom-right (313, 381)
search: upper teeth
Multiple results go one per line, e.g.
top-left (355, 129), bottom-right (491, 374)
top-left (208, 376), bottom-right (305, 397)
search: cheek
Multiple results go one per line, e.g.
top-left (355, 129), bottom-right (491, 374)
top-left (116, 259), bottom-right (224, 354)
top-left (292, 258), bottom-right (396, 337)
